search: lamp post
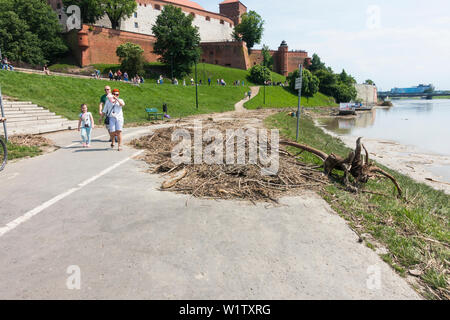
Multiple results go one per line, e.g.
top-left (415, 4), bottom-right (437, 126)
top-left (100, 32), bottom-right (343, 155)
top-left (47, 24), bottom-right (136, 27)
top-left (263, 54), bottom-right (266, 105)
top-left (195, 59), bottom-right (199, 110)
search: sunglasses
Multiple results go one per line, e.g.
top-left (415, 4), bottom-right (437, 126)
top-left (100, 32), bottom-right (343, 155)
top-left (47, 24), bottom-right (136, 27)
top-left (114, 93), bottom-right (119, 96)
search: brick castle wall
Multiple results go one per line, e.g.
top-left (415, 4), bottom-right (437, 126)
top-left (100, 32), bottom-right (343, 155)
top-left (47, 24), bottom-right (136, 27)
top-left (67, 25), bottom-right (310, 77)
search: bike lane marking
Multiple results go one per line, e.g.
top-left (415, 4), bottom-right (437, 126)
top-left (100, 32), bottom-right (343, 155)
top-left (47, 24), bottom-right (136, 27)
top-left (0, 150), bottom-right (144, 238)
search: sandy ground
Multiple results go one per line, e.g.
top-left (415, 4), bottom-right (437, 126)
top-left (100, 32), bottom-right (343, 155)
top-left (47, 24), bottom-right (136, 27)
top-left (313, 117), bottom-right (450, 195)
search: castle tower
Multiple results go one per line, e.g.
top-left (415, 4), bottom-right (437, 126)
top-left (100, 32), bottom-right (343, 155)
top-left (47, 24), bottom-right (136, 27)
top-left (278, 40), bottom-right (289, 76)
top-left (219, 0), bottom-right (247, 26)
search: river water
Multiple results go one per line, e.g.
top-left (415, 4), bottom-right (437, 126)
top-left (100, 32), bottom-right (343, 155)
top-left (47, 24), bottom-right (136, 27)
top-left (318, 99), bottom-right (450, 183)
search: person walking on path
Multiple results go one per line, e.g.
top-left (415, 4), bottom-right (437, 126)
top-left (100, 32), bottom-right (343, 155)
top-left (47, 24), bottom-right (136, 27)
top-left (78, 104), bottom-right (95, 148)
top-left (105, 89), bottom-right (125, 151)
top-left (99, 86), bottom-right (117, 143)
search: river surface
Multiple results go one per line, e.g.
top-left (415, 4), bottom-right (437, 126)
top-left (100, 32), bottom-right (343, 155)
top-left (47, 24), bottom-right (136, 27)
top-left (318, 99), bottom-right (450, 183)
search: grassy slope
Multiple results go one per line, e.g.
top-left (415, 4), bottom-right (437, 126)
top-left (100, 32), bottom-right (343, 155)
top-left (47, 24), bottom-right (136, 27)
top-left (0, 70), bottom-right (248, 122)
top-left (266, 112), bottom-right (449, 299)
top-left (244, 86), bottom-right (337, 109)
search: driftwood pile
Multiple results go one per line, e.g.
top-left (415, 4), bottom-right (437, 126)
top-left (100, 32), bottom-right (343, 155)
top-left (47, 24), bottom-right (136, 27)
top-left (131, 125), bottom-right (403, 202)
top-left (130, 126), bottom-right (328, 202)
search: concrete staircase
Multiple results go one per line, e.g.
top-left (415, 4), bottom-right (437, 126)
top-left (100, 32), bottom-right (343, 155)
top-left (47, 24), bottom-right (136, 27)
top-left (2, 100), bottom-right (78, 135)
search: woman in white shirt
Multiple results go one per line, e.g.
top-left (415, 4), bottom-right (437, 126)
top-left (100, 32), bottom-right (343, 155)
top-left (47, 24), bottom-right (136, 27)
top-left (107, 89), bottom-right (125, 151)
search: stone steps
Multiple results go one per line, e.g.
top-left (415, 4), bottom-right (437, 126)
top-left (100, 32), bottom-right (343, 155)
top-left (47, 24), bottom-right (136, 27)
top-left (2, 99), bottom-right (78, 135)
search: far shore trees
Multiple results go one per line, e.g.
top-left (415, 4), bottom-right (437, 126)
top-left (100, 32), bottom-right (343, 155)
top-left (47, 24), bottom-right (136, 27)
top-left (152, 5), bottom-right (201, 77)
top-left (116, 42), bottom-right (145, 77)
top-left (306, 53), bottom-right (357, 103)
top-left (0, 0), bottom-right (67, 65)
top-left (233, 11), bottom-right (264, 52)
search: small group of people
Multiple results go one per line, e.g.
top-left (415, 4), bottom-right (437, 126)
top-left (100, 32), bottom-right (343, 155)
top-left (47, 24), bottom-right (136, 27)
top-left (233, 80), bottom-right (245, 86)
top-left (108, 69), bottom-right (123, 81)
top-left (77, 85), bottom-right (125, 151)
top-left (1, 57), bottom-right (14, 71)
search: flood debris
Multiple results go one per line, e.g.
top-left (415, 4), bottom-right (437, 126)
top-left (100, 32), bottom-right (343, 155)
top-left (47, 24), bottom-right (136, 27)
top-left (130, 125), bottom-right (328, 203)
top-left (281, 137), bottom-right (403, 198)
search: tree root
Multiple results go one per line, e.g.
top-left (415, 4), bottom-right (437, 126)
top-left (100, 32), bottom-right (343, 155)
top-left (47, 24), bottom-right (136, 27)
top-left (280, 137), bottom-right (403, 198)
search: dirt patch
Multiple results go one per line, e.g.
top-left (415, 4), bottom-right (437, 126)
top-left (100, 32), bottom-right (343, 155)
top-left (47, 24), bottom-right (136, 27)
top-left (9, 135), bottom-right (51, 147)
top-left (130, 120), bottom-right (328, 203)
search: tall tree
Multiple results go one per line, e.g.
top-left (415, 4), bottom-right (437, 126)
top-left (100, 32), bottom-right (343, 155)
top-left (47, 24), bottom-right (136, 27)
top-left (233, 11), bottom-right (264, 51)
top-left (62, 0), bottom-right (104, 24)
top-left (339, 69), bottom-right (356, 86)
top-left (261, 45), bottom-right (274, 71)
top-left (0, 0), bottom-right (67, 65)
top-left (308, 53), bottom-right (326, 73)
top-left (152, 5), bottom-right (201, 77)
top-left (101, 0), bottom-right (137, 30)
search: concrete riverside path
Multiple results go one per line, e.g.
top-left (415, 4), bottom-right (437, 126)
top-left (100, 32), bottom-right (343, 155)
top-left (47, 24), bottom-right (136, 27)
top-left (235, 86), bottom-right (260, 112)
top-left (0, 118), bottom-right (421, 299)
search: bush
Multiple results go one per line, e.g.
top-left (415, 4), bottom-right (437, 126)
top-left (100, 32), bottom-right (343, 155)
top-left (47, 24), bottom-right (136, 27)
top-left (249, 65), bottom-right (271, 85)
top-left (116, 43), bottom-right (145, 78)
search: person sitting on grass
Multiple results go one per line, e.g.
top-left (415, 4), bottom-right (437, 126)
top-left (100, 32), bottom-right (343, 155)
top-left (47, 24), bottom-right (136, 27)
top-left (43, 64), bottom-right (51, 75)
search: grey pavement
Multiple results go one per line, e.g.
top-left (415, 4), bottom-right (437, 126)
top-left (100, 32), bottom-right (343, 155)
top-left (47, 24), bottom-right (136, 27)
top-left (0, 126), bottom-right (421, 299)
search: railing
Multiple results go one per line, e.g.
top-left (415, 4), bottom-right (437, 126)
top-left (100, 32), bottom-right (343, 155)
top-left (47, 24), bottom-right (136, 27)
top-left (0, 86), bottom-right (8, 142)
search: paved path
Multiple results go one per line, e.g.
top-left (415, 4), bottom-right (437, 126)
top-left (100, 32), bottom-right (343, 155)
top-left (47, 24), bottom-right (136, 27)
top-left (0, 119), bottom-right (420, 299)
top-left (235, 86), bottom-right (260, 112)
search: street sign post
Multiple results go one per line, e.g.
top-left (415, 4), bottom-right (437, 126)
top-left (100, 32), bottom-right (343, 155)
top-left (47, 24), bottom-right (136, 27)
top-left (296, 64), bottom-right (303, 141)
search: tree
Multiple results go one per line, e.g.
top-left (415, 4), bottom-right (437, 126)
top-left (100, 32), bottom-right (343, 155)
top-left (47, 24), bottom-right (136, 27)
top-left (62, 0), bottom-right (104, 24)
top-left (101, 0), bottom-right (137, 30)
top-left (116, 42), bottom-right (144, 77)
top-left (0, 0), bottom-right (67, 65)
top-left (261, 45), bottom-right (274, 71)
top-left (364, 79), bottom-right (376, 86)
top-left (287, 69), bottom-right (319, 99)
top-left (249, 64), bottom-right (271, 85)
top-left (233, 11), bottom-right (264, 51)
top-left (339, 69), bottom-right (356, 86)
top-left (308, 53), bottom-right (326, 73)
top-left (333, 82), bottom-right (357, 103)
top-left (315, 69), bottom-right (337, 97)
top-left (152, 5), bottom-right (201, 77)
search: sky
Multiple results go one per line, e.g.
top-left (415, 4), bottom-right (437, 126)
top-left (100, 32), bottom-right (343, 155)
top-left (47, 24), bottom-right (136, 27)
top-left (196, 0), bottom-right (450, 90)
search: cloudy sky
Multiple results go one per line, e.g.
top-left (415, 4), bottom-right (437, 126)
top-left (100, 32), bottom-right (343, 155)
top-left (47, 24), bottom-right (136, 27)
top-left (197, 0), bottom-right (450, 90)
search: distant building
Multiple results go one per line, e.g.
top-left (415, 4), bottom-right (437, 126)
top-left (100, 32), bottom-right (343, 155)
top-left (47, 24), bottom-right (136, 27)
top-left (355, 84), bottom-right (378, 105)
top-left (390, 84), bottom-right (433, 95)
top-left (47, 0), bottom-right (311, 75)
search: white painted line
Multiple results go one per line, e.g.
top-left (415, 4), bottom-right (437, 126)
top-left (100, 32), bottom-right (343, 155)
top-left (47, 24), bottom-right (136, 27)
top-left (0, 150), bottom-right (145, 238)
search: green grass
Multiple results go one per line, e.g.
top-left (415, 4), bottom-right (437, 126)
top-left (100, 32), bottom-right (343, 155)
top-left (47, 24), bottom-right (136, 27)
top-left (6, 142), bottom-right (43, 160)
top-left (0, 70), bottom-right (249, 122)
top-left (244, 86), bottom-right (337, 109)
top-left (265, 112), bottom-right (450, 299)
top-left (92, 62), bottom-right (286, 86)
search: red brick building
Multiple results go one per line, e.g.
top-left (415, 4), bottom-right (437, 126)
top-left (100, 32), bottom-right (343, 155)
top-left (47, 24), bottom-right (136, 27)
top-left (52, 0), bottom-right (310, 76)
